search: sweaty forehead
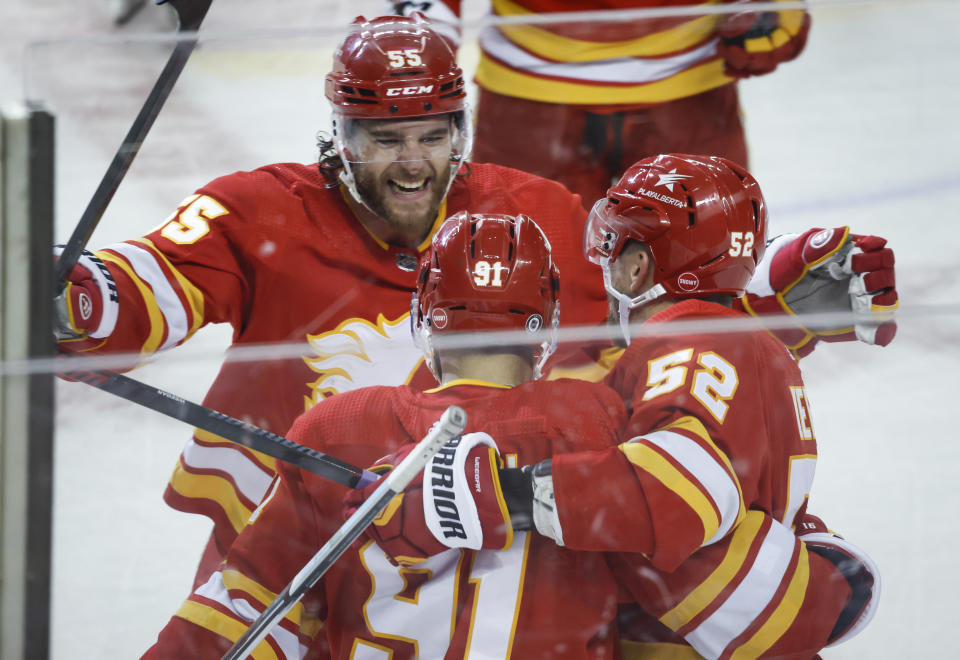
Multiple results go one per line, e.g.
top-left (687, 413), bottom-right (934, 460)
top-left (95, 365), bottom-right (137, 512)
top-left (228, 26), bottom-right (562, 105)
top-left (356, 117), bottom-right (450, 135)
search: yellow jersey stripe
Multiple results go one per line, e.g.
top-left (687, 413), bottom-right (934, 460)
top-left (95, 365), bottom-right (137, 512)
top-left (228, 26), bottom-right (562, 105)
top-left (195, 428), bottom-right (277, 473)
top-left (132, 237), bottom-right (206, 338)
top-left (220, 569), bottom-right (323, 638)
top-left (620, 640), bottom-right (704, 660)
top-left (174, 600), bottom-right (279, 660)
top-left (729, 545), bottom-right (810, 660)
top-left (168, 458), bottom-right (254, 534)
top-left (475, 53), bottom-right (731, 105)
top-left (620, 441), bottom-right (721, 542)
top-left (659, 509), bottom-right (766, 631)
top-left (97, 251), bottom-right (165, 355)
top-left (492, 0), bottom-right (723, 61)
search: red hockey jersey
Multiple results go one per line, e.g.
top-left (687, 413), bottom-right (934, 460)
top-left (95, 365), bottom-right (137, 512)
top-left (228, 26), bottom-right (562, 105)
top-left (145, 379), bottom-right (628, 659)
top-left (400, 0), bottom-right (750, 106)
top-left (84, 162), bottom-right (607, 554)
top-left (550, 300), bottom-right (846, 659)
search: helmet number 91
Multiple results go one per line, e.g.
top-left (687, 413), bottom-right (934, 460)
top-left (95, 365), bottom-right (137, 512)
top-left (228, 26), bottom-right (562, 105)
top-left (387, 49), bottom-right (423, 68)
top-left (729, 232), bottom-right (755, 257)
top-left (474, 261), bottom-right (507, 287)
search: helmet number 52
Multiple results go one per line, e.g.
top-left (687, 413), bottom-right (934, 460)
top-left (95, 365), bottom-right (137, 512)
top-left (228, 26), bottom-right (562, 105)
top-left (387, 49), bottom-right (423, 68)
top-left (729, 231), bottom-right (755, 257)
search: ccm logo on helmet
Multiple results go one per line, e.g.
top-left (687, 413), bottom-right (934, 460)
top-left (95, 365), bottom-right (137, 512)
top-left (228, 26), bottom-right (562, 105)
top-left (677, 273), bottom-right (700, 291)
top-left (430, 438), bottom-right (468, 541)
top-left (386, 85), bottom-right (434, 97)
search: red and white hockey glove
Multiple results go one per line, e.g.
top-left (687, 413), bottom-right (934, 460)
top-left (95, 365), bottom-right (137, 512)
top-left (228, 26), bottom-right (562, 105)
top-left (797, 513), bottom-right (881, 646)
top-left (716, 0), bottom-right (811, 78)
top-left (342, 432), bottom-right (514, 566)
top-left (742, 227), bottom-right (898, 358)
top-left (53, 247), bottom-right (119, 351)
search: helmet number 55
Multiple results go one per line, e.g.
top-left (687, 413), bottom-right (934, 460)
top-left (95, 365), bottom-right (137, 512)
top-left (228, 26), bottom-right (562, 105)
top-left (387, 49), bottom-right (423, 68)
top-left (729, 231), bottom-right (755, 257)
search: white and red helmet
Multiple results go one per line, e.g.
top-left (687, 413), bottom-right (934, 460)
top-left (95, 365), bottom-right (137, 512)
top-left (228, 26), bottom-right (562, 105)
top-left (326, 14), bottom-right (472, 206)
top-left (412, 211), bottom-right (560, 380)
top-left (584, 154), bottom-right (768, 341)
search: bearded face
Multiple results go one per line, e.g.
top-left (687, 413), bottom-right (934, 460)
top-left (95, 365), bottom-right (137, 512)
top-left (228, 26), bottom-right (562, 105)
top-left (344, 117), bottom-right (459, 240)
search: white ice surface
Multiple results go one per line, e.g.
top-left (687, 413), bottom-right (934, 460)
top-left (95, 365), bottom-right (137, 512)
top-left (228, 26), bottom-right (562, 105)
top-left (2, 1), bottom-right (959, 658)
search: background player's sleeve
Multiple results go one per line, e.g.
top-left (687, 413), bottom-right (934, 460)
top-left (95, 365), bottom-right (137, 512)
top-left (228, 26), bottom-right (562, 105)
top-left (144, 464), bottom-right (326, 659)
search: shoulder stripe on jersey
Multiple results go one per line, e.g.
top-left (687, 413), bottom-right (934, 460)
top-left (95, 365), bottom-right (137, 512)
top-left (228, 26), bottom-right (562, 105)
top-left (167, 458), bottom-right (255, 534)
top-left (183, 436), bottom-right (275, 505)
top-left (105, 242), bottom-right (190, 349)
top-left (97, 251), bottom-right (166, 354)
top-left (684, 519), bottom-right (797, 659)
top-left (727, 546), bottom-right (809, 660)
top-left (133, 237), bottom-right (205, 337)
top-left (174, 599), bottom-right (280, 660)
top-left (659, 510), bottom-right (767, 632)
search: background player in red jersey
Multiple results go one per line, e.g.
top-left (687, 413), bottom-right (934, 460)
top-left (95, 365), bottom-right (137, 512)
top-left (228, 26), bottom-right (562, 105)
top-left (54, 15), bottom-right (894, 595)
top-left (353, 156), bottom-right (880, 659)
top-left (388, 0), bottom-right (811, 202)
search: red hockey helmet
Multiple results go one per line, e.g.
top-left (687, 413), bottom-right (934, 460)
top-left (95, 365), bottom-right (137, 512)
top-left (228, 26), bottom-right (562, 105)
top-left (585, 153), bottom-right (768, 299)
top-left (325, 14), bottom-right (467, 120)
top-left (412, 211), bottom-right (560, 380)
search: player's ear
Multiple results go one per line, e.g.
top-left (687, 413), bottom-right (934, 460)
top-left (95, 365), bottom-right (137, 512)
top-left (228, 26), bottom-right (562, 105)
top-left (627, 247), bottom-right (654, 296)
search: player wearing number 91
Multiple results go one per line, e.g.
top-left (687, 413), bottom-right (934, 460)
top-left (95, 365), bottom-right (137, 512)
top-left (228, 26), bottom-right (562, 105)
top-left (143, 212), bottom-right (637, 658)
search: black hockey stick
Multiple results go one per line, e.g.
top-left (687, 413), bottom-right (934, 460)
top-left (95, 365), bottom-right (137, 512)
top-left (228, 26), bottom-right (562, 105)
top-left (64, 369), bottom-right (379, 489)
top-left (220, 405), bottom-right (467, 660)
top-left (54, 0), bottom-right (213, 294)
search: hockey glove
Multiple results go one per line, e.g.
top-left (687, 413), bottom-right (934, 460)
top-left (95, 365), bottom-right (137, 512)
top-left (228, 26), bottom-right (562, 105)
top-left (797, 513), bottom-right (881, 646)
top-left (717, 0), bottom-right (811, 78)
top-left (499, 459), bottom-right (566, 546)
top-left (53, 247), bottom-right (119, 350)
top-left (342, 432), bottom-right (513, 566)
top-left (741, 227), bottom-right (898, 358)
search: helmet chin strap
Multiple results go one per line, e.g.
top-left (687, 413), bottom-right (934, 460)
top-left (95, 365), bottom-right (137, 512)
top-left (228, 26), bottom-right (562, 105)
top-left (600, 258), bottom-right (666, 346)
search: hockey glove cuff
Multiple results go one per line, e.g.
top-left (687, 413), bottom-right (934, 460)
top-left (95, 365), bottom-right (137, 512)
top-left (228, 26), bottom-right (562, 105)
top-left (499, 459), bottom-right (564, 546)
top-left (741, 227), bottom-right (898, 358)
top-left (53, 247), bottom-right (119, 346)
top-left (797, 513), bottom-right (881, 646)
top-left (717, 0), bottom-right (811, 78)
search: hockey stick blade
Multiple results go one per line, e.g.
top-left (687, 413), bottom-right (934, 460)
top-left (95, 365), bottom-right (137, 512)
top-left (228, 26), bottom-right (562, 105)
top-left (66, 369), bottom-right (379, 489)
top-left (220, 405), bottom-right (467, 660)
top-left (54, 0), bottom-right (214, 293)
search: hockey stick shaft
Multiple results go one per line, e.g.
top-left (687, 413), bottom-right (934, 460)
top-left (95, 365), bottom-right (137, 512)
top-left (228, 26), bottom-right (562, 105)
top-left (220, 405), bottom-right (467, 660)
top-left (54, 0), bottom-right (213, 293)
top-left (65, 369), bottom-right (379, 489)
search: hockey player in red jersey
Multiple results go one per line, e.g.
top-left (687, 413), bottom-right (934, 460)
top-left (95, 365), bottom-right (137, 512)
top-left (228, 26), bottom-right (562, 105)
top-left (54, 14), bottom-right (895, 593)
top-left (144, 213), bottom-right (633, 658)
top-left (389, 0), bottom-right (811, 202)
top-left (353, 156), bottom-right (880, 659)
